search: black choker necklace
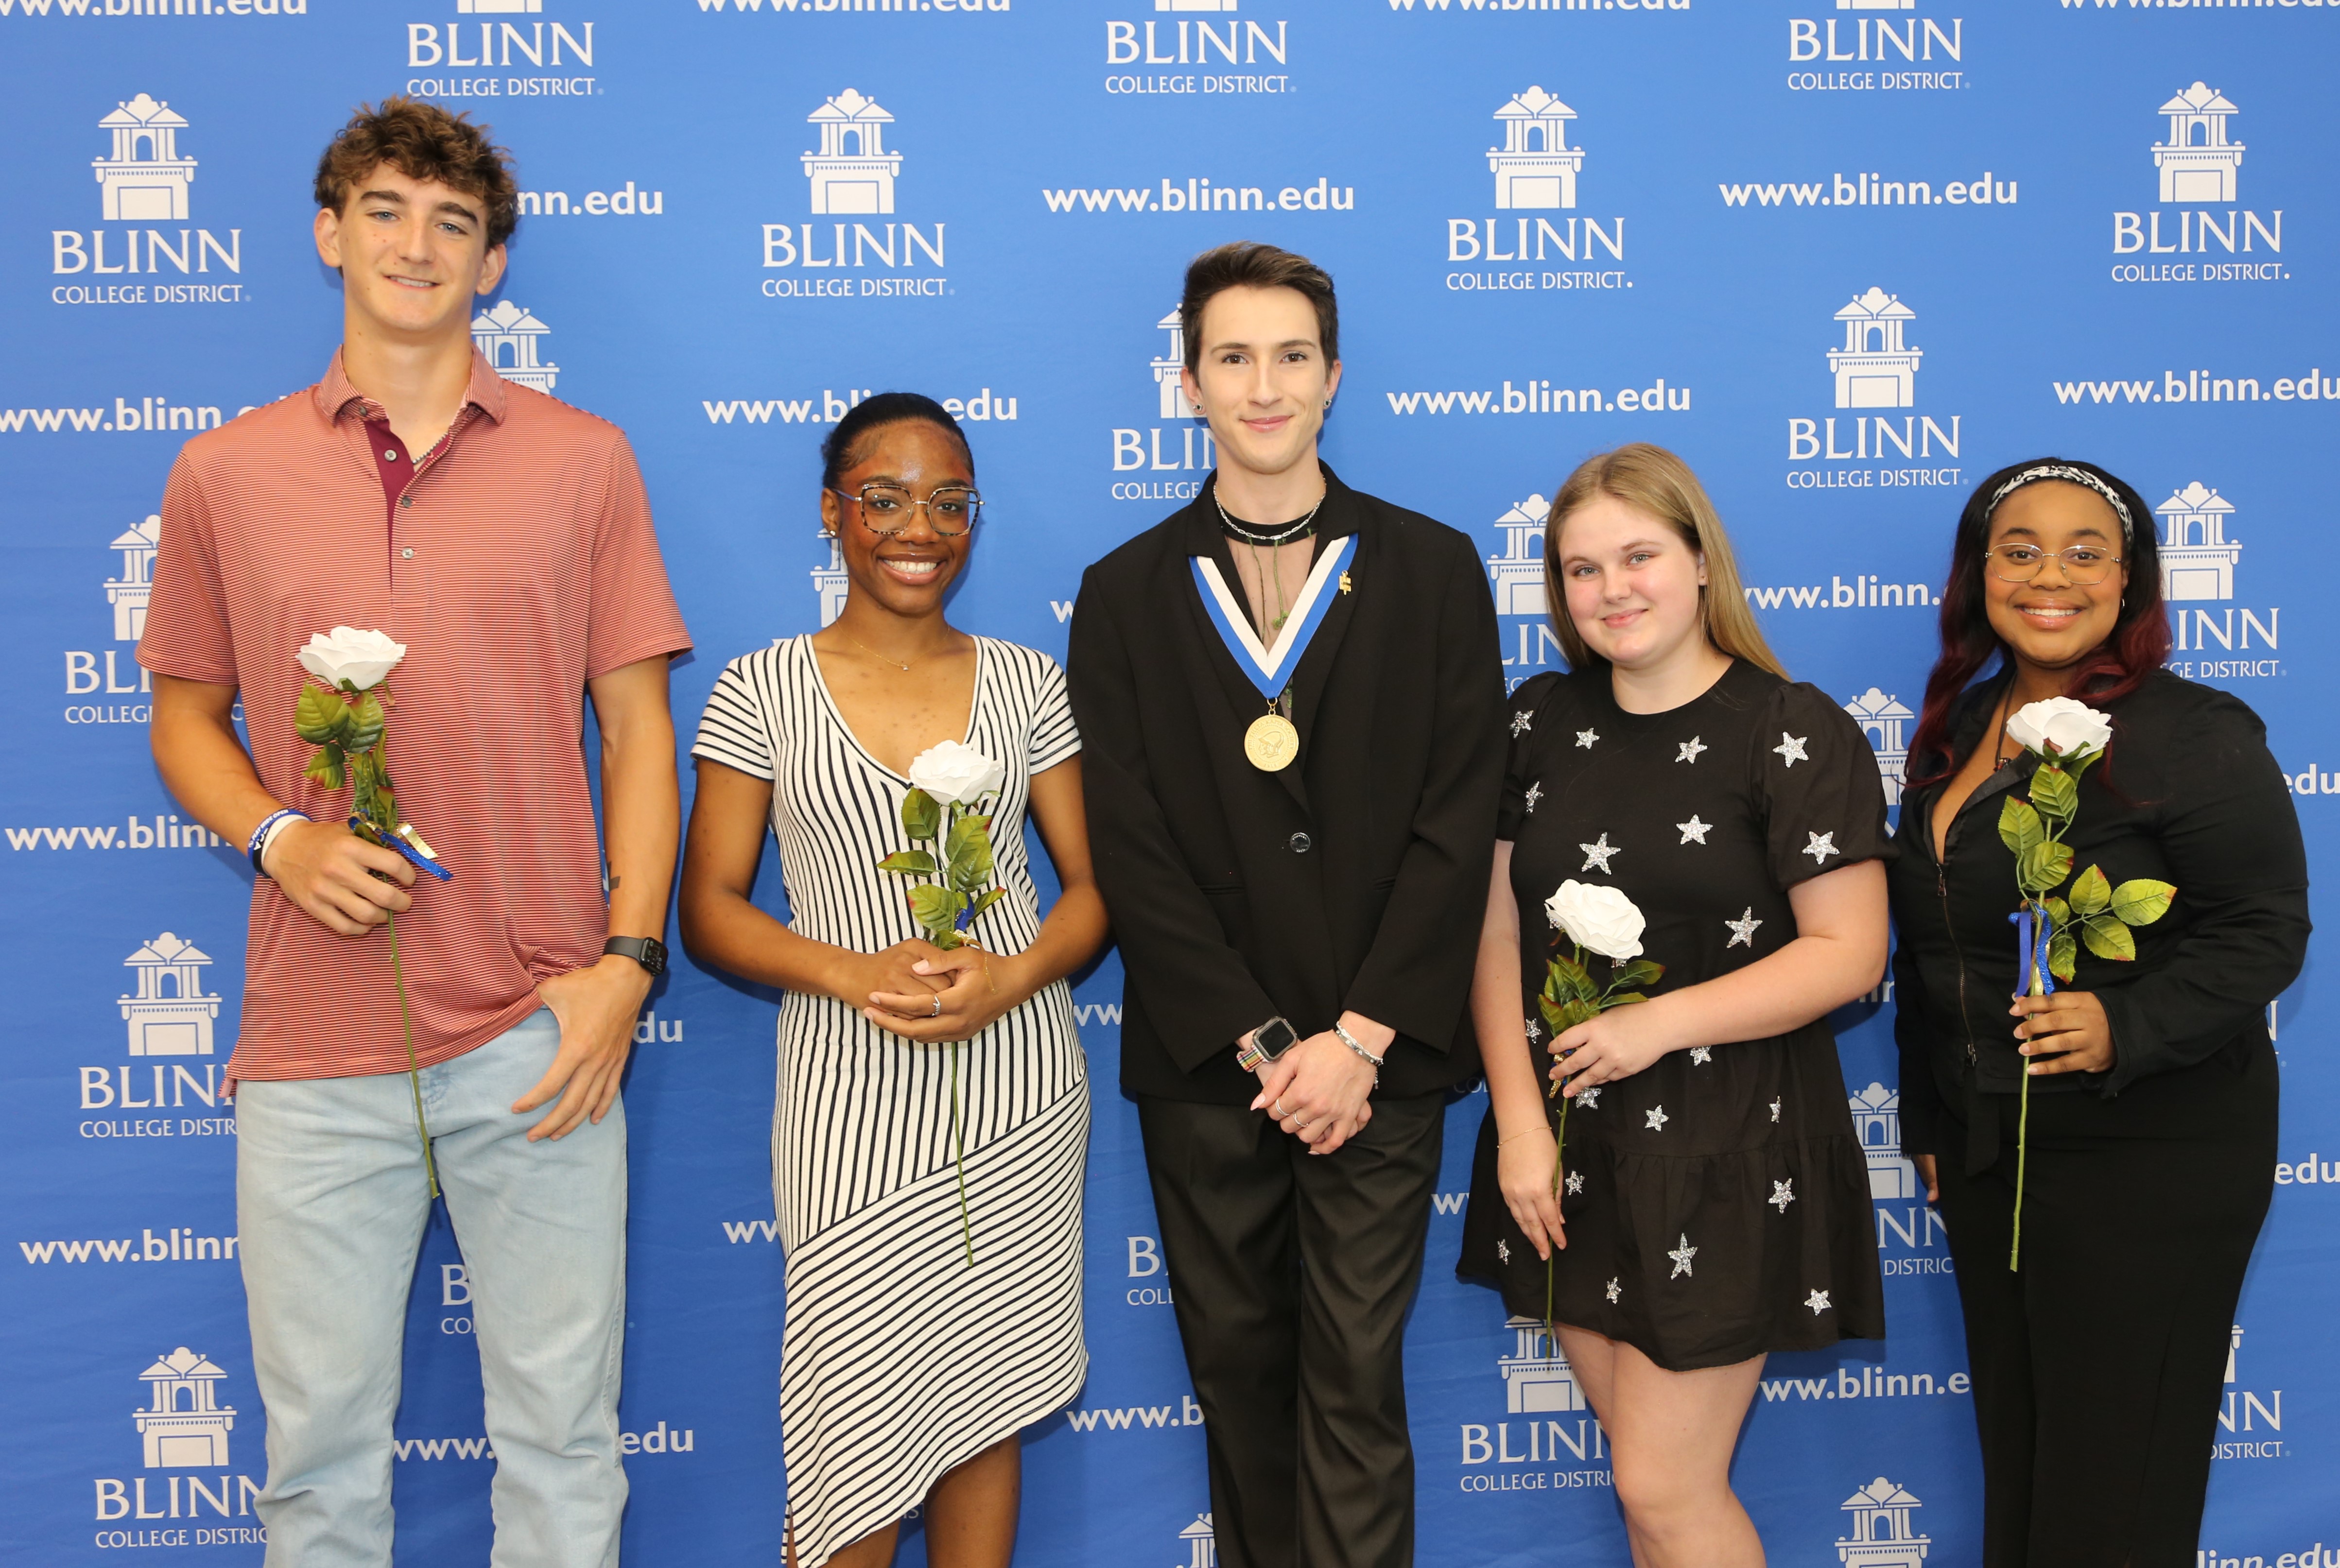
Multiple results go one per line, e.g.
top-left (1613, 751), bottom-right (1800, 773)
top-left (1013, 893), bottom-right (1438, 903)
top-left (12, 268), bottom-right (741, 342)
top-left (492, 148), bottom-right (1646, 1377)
top-left (1215, 485), bottom-right (1325, 546)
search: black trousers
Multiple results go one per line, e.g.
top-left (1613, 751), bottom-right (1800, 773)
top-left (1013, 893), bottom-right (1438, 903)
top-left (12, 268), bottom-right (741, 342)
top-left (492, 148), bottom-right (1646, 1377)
top-left (1932, 1043), bottom-right (2277, 1568)
top-left (1137, 1092), bottom-right (1446, 1568)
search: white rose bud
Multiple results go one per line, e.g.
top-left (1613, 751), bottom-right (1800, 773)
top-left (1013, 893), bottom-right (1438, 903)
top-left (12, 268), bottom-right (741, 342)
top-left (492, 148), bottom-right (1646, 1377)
top-left (296, 626), bottom-right (407, 691)
top-left (907, 740), bottom-right (1006, 807)
top-left (2005, 696), bottom-right (2114, 760)
top-left (1543, 879), bottom-right (1647, 962)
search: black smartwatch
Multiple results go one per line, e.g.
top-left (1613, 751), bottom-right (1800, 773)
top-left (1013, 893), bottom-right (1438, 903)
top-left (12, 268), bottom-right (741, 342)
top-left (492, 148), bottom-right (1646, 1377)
top-left (604, 935), bottom-right (668, 976)
top-left (1236, 1016), bottom-right (1300, 1072)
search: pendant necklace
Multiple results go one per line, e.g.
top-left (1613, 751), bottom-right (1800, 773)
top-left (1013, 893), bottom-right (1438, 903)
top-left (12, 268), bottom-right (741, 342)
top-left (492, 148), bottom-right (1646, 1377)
top-left (843, 632), bottom-right (914, 672)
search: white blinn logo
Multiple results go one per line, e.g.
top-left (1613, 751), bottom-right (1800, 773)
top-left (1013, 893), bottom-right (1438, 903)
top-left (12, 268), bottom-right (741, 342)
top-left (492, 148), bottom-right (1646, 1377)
top-left (1848, 1082), bottom-right (1921, 1201)
top-left (94, 94), bottom-right (196, 224)
top-left (471, 301), bottom-right (560, 393)
top-left (1177, 1513), bottom-right (1217, 1568)
top-left (805, 90), bottom-right (901, 216)
top-left (2154, 82), bottom-right (2243, 206)
top-left (812, 537), bottom-right (849, 628)
top-left (1153, 308), bottom-right (1197, 421)
top-left (136, 1348), bottom-right (237, 1468)
top-left (1842, 688), bottom-right (1912, 806)
top-left (459, 0), bottom-right (541, 10)
top-left (1488, 87), bottom-right (1582, 211)
top-left (1159, 0), bottom-right (1235, 9)
top-left (1836, 1477), bottom-right (1930, 1568)
top-left (107, 516), bottom-right (160, 643)
top-left (1836, 0), bottom-right (1912, 8)
top-left (1498, 1315), bottom-right (1588, 1413)
top-left (121, 932), bottom-right (223, 1058)
top-left (2158, 481), bottom-right (2240, 603)
top-left (1829, 287), bottom-right (1922, 410)
top-left (1486, 495), bottom-right (1550, 616)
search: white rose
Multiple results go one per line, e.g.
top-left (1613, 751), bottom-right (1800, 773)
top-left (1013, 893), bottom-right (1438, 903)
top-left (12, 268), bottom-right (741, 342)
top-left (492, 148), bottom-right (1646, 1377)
top-left (2005, 696), bottom-right (2113, 760)
top-left (296, 626), bottom-right (406, 691)
top-left (1543, 879), bottom-right (1646, 962)
top-left (908, 740), bottom-right (1006, 806)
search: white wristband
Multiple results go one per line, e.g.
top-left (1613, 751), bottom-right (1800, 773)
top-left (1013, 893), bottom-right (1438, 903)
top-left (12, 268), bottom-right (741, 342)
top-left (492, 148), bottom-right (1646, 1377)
top-left (256, 812), bottom-right (305, 877)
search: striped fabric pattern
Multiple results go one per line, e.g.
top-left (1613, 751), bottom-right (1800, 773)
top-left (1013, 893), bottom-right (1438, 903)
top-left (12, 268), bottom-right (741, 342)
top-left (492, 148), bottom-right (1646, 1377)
top-left (691, 635), bottom-right (1089, 1566)
top-left (136, 349), bottom-right (691, 1081)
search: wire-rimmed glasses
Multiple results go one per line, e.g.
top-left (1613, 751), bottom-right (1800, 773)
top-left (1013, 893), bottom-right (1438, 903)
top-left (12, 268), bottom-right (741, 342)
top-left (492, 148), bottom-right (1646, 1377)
top-left (829, 483), bottom-right (983, 537)
top-left (1983, 544), bottom-right (2123, 586)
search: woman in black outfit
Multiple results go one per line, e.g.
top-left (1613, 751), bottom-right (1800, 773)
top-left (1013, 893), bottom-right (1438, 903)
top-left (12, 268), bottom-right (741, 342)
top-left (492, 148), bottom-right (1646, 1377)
top-left (1888, 458), bottom-right (2309, 1568)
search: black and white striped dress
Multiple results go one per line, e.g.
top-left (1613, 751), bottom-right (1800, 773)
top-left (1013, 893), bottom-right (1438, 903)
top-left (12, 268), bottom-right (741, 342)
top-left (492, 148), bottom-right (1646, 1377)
top-left (691, 635), bottom-right (1089, 1567)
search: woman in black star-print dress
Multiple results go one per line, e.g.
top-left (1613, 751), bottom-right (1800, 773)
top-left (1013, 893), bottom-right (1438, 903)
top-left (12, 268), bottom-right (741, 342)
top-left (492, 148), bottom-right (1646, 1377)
top-left (1456, 445), bottom-right (1889, 1566)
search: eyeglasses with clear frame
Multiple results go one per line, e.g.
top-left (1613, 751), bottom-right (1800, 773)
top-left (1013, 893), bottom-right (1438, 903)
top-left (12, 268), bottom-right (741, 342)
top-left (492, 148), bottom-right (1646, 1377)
top-left (1982, 544), bottom-right (2124, 586)
top-left (829, 483), bottom-right (983, 537)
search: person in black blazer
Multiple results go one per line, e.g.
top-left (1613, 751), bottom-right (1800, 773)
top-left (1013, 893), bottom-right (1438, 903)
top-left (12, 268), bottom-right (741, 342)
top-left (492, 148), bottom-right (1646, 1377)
top-left (1887, 459), bottom-right (2309, 1568)
top-left (1066, 243), bottom-right (1504, 1568)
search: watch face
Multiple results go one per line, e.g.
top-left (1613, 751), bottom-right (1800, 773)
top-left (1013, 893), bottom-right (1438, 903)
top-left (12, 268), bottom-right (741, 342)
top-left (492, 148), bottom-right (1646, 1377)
top-left (1257, 1018), bottom-right (1298, 1058)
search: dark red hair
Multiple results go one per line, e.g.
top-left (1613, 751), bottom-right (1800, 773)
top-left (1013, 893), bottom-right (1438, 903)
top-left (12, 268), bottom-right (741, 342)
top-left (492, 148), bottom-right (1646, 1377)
top-left (1904, 458), bottom-right (2169, 791)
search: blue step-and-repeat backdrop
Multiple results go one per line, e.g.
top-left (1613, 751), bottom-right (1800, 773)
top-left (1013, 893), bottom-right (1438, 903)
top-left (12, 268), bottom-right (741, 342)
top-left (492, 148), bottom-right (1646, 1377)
top-left (2, 1), bottom-right (2334, 1563)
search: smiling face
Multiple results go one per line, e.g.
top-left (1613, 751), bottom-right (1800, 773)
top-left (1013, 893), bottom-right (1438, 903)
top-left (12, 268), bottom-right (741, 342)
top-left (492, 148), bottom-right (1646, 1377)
top-left (314, 163), bottom-right (506, 345)
top-left (1980, 481), bottom-right (2130, 681)
top-left (1179, 284), bottom-right (1341, 483)
top-left (820, 419), bottom-right (976, 618)
top-left (1555, 493), bottom-right (1711, 672)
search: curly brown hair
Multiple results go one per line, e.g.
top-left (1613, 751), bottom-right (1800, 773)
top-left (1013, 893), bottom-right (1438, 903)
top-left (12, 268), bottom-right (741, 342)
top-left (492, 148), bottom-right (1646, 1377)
top-left (313, 97), bottom-right (520, 250)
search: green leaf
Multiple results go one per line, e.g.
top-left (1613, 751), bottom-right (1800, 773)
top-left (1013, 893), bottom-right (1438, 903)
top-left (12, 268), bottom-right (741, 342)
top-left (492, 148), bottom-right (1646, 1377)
top-left (1609, 958), bottom-right (1664, 991)
top-left (2064, 747), bottom-right (2106, 782)
top-left (1997, 797), bottom-right (2045, 858)
top-left (1559, 998), bottom-right (1599, 1030)
top-left (294, 686), bottom-right (349, 745)
top-left (945, 821), bottom-right (995, 892)
top-left (2110, 878), bottom-right (2176, 927)
top-left (344, 692), bottom-right (385, 755)
top-left (2028, 764), bottom-right (2078, 824)
top-left (2047, 928), bottom-right (2078, 984)
top-left (2066, 864), bottom-right (2112, 919)
top-left (2043, 895), bottom-right (2071, 930)
top-left (965, 887), bottom-right (1007, 924)
top-left (1597, 992), bottom-right (1649, 1010)
top-left (1545, 953), bottom-right (1596, 1006)
top-left (875, 850), bottom-right (937, 877)
top-left (907, 883), bottom-right (967, 941)
top-left (1537, 995), bottom-right (1570, 1035)
top-left (2080, 914), bottom-right (2137, 962)
top-left (2017, 839), bottom-right (2073, 897)
top-left (303, 742), bottom-right (347, 791)
top-left (901, 789), bottom-right (942, 843)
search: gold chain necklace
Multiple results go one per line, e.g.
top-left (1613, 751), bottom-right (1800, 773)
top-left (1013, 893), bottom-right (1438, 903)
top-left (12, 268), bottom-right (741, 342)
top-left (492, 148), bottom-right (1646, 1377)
top-left (843, 631), bottom-right (914, 672)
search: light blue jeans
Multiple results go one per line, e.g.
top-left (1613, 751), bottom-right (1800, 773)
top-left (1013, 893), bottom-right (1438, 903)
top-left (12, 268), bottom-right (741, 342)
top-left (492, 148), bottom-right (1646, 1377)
top-left (236, 1009), bottom-right (627, 1568)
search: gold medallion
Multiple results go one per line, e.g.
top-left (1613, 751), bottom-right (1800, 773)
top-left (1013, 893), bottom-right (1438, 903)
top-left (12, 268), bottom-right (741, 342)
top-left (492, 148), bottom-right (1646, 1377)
top-left (1245, 712), bottom-right (1300, 772)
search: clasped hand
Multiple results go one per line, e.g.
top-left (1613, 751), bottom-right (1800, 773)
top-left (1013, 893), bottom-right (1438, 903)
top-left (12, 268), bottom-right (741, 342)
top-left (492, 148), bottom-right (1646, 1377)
top-left (1547, 999), bottom-right (1673, 1097)
top-left (2010, 987), bottom-right (2115, 1076)
top-left (860, 938), bottom-right (1025, 1043)
top-left (1247, 1020), bottom-right (1385, 1157)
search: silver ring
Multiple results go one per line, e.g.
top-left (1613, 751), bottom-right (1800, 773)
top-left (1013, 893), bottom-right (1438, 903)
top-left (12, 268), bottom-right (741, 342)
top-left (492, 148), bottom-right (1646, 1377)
top-left (931, 995), bottom-right (942, 1017)
top-left (1273, 1097), bottom-right (1287, 1118)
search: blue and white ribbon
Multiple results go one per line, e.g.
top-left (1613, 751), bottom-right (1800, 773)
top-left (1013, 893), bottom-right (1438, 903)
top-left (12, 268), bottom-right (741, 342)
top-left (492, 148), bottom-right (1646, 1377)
top-left (1189, 533), bottom-right (1358, 706)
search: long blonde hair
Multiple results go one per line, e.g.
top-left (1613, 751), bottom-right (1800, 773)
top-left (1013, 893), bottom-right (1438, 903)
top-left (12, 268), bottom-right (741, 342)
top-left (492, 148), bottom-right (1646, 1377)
top-left (1542, 442), bottom-right (1786, 680)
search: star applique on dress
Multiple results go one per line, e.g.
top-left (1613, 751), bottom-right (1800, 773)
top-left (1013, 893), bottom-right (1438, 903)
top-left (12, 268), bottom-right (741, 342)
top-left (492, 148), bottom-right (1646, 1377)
top-left (1576, 728), bottom-right (1599, 749)
top-left (1804, 1289), bottom-right (1833, 1316)
top-left (1524, 1018), bottom-right (1543, 1044)
top-left (1769, 1179), bottom-right (1796, 1213)
top-left (1565, 1170), bottom-right (1584, 1195)
top-left (1689, 1046), bottom-right (1712, 1065)
top-left (1725, 908), bottom-right (1763, 948)
top-left (1676, 737), bottom-right (1707, 764)
top-left (1523, 781), bottom-right (1545, 815)
top-left (1605, 1277), bottom-right (1622, 1304)
top-left (1578, 832), bottom-right (1620, 873)
top-left (1497, 1239), bottom-right (1511, 1264)
top-left (1645, 1105), bottom-right (1669, 1131)
top-left (1769, 1096), bottom-right (1782, 1123)
top-left (1803, 830), bottom-right (1839, 865)
top-left (1667, 1235), bottom-right (1698, 1279)
top-left (1678, 815), bottom-right (1711, 845)
top-left (1511, 709), bottom-right (1534, 738)
top-left (1773, 732), bottom-right (1809, 767)
top-left (1576, 1086), bottom-right (1602, 1110)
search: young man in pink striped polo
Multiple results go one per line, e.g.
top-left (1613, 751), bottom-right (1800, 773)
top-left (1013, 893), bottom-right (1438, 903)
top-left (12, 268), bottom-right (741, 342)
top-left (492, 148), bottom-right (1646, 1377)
top-left (140, 99), bottom-right (689, 1565)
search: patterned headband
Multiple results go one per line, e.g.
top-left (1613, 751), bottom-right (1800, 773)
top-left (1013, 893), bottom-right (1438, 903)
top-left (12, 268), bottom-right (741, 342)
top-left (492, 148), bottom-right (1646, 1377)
top-left (1983, 464), bottom-right (2134, 542)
